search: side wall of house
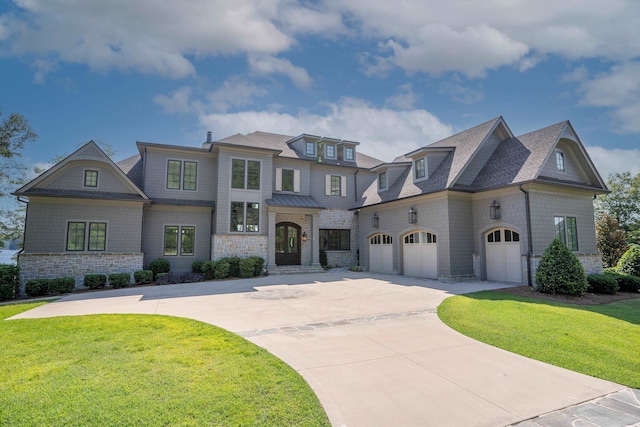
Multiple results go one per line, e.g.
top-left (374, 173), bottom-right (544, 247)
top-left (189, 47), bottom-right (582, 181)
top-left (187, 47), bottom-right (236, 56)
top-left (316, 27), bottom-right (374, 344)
top-left (446, 195), bottom-right (475, 276)
top-left (42, 160), bottom-right (137, 194)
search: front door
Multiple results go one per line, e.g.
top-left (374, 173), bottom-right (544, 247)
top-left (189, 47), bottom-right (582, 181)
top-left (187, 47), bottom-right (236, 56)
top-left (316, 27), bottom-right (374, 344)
top-left (275, 222), bottom-right (301, 265)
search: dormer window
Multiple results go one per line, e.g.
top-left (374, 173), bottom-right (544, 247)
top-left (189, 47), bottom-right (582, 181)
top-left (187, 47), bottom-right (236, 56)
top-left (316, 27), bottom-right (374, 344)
top-left (556, 150), bottom-right (565, 172)
top-left (84, 170), bottom-right (98, 188)
top-left (344, 147), bottom-right (354, 161)
top-left (414, 158), bottom-right (426, 180)
top-left (378, 171), bottom-right (387, 190)
top-left (325, 144), bottom-right (336, 159)
top-left (306, 141), bottom-right (316, 156)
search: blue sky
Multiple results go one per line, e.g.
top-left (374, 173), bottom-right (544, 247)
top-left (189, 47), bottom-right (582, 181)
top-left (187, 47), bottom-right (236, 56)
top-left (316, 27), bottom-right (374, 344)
top-left (2, 0), bottom-right (640, 182)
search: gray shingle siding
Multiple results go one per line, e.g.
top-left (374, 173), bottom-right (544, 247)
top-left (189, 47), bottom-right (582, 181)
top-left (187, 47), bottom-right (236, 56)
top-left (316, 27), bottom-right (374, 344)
top-left (41, 161), bottom-right (136, 194)
top-left (272, 158), bottom-right (311, 194)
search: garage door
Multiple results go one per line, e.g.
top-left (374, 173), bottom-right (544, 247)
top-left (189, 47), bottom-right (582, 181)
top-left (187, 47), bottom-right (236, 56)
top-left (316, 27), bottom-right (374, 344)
top-left (486, 228), bottom-right (522, 283)
top-left (369, 234), bottom-right (393, 274)
top-left (403, 231), bottom-right (437, 279)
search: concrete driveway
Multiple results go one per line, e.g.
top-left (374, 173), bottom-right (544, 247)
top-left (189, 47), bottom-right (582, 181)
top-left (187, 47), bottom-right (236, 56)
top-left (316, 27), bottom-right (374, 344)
top-left (11, 271), bottom-right (624, 426)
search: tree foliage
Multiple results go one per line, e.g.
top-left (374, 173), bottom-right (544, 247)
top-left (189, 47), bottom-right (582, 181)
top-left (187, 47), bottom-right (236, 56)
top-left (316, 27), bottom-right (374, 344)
top-left (617, 245), bottom-right (640, 278)
top-left (535, 238), bottom-right (588, 296)
top-left (595, 172), bottom-right (640, 244)
top-left (596, 213), bottom-right (628, 268)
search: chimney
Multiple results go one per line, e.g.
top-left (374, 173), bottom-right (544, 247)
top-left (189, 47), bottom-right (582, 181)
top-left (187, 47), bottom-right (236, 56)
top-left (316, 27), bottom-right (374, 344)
top-left (206, 131), bottom-right (212, 143)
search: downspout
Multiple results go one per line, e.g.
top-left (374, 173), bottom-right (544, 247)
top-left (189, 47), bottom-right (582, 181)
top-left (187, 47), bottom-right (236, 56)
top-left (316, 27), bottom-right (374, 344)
top-left (354, 169), bottom-right (359, 203)
top-left (519, 185), bottom-right (533, 287)
top-left (17, 196), bottom-right (29, 255)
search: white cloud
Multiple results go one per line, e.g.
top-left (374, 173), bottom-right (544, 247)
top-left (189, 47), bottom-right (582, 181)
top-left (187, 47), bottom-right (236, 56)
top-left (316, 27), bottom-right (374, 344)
top-left (586, 145), bottom-right (640, 180)
top-left (385, 84), bottom-right (419, 110)
top-left (153, 86), bottom-right (197, 114)
top-left (248, 55), bottom-right (312, 89)
top-left (199, 97), bottom-right (453, 162)
top-left (439, 79), bottom-right (485, 105)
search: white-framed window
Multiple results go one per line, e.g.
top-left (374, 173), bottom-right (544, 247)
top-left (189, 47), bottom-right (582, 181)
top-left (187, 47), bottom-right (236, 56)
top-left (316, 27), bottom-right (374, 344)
top-left (84, 169), bottom-right (99, 188)
top-left (66, 221), bottom-right (107, 251)
top-left (231, 159), bottom-right (260, 190)
top-left (167, 159), bottom-right (197, 191)
top-left (325, 175), bottom-right (346, 197)
top-left (555, 215), bottom-right (578, 251)
top-left (378, 171), bottom-right (387, 190)
top-left (555, 150), bottom-right (565, 172)
top-left (344, 147), bottom-right (354, 161)
top-left (306, 141), bottom-right (316, 156)
top-left (275, 168), bottom-right (300, 192)
top-left (325, 144), bottom-right (336, 159)
top-left (163, 225), bottom-right (195, 256)
top-left (230, 202), bottom-right (260, 232)
top-left (414, 158), bottom-right (426, 180)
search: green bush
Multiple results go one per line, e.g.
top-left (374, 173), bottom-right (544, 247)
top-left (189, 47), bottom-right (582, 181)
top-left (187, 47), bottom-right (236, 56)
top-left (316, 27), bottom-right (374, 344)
top-left (250, 256), bottom-right (265, 276)
top-left (319, 249), bottom-right (328, 268)
top-left (149, 258), bottom-right (170, 279)
top-left (109, 273), bottom-right (131, 289)
top-left (48, 277), bottom-right (75, 294)
top-left (155, 272), bottom-right (169, 284)
top-left (535, 238), bottom-right (588, 296)
top-left (134, 270), bottom-right (153, 285)
top-left (0, 264), bottom-right (20, 300)
top-left (214, 260), bottom-right (230, 280)
top-left (192, 260), bottom-right (205, 273)
top-left (239, 258), bottom-right (255, 278)
top-left (586, 273), bottom-right (619, 295)
top-left (617, 245), bottom-right (640, 277)
top-left (25, 279), bottom-right (49, 297)
top-left (84, 274), bottom-right (107, 290)
top-left (220, 257), bottom-right (241, 277)
top-left (607, 272), bottom-right (640, 292)
top-left (202, 261), bottom-right (216, 280)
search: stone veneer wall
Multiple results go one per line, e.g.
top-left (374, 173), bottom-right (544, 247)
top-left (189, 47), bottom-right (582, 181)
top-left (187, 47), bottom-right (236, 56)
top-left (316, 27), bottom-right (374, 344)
top-left (319, 209), bottom-right (359, 267)
top-left (211, 234), bottom-right (268, 261)
top-left (18, 253), bottom-right (144, 290)
top-left (530, 253), bottom-right (603, 287)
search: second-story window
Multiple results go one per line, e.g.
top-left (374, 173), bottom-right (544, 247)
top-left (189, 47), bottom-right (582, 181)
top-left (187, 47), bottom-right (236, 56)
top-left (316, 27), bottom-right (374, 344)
top-left (378, 171), bottom-right (387, 190)
top-left (331, 175), bottom-right (341, 196)
top-left (167, 160), bottom-right (197, 190)
top-left (344, 147), bottom-right (354, 161)
top-left (306, 141), bottom-right (316, 156)
top-left (415, 158), bottom-right (426, 180)
top-left (84, 170), bottom-right (98, 188)
top-left (282, 169), bottom-right (294, 191)
top-left (232, 159), bottom-right (260, 190)
top-left (325, 144), bottom-right (336, 159)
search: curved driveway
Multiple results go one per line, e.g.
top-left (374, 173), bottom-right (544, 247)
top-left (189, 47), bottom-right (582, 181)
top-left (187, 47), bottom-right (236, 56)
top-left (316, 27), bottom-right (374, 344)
top-left (11, 271), bottom-right (623, 426)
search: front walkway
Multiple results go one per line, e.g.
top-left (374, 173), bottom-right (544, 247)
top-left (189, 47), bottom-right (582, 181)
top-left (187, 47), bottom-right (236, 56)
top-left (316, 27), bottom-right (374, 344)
top-left (10, 271), bottom-right (627, 426)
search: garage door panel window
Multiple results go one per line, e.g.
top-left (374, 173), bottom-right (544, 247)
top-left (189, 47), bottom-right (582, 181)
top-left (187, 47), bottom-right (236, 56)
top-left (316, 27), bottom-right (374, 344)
top-left (370, 234), bottom-right (392, 245)
top-left (404, 232), bottom-right (436, 244)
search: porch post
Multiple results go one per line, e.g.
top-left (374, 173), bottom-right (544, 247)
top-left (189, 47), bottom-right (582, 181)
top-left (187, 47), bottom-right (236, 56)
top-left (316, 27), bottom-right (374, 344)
top-left (312, 212), bottom-right (320, 267)
top-left (268, 211), bottom-right (277, 269)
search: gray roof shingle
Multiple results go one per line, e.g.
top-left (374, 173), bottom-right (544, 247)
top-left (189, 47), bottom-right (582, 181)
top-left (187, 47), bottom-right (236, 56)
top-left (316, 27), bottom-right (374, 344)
top-left (266, 194), bottom-right (325, 209)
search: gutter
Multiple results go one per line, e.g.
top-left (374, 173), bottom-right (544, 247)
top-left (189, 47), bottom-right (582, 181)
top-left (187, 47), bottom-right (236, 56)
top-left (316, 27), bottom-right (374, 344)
top-left (519, 185), bottom-right (533, 287)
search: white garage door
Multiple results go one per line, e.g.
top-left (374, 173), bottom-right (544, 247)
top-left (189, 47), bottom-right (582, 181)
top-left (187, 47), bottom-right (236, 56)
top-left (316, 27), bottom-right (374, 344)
top-left (403, 231), bottom-right (437, 279)
top-left (486, 228), bottom-right (522, 283)
top-left (369, 234), bottom-right (393, 274)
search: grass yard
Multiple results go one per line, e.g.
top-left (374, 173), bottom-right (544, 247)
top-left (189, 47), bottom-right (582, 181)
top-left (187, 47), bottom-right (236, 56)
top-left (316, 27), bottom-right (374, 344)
top-left (0, 302), bottom-right (330, 427)
top-left (438, 291), bottom-right (640, 388)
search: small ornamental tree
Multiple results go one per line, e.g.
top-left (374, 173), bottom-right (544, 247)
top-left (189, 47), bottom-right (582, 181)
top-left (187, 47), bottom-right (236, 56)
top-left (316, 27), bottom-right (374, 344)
top-left (535, 238), bottom-right (588, 296)
top-left (616, 245), bottom-right (640, 278)
top-left (596, 213), bottom-right (628, 268)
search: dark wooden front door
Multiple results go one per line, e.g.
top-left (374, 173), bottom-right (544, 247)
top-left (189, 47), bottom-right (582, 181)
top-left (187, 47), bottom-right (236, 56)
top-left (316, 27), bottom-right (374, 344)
top-left (275, 222), bottom-right (301, 265)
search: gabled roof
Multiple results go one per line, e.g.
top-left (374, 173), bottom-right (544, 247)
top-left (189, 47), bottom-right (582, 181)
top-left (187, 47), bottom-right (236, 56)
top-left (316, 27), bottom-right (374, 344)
top-left (14, 141), bottom-right (149, 201)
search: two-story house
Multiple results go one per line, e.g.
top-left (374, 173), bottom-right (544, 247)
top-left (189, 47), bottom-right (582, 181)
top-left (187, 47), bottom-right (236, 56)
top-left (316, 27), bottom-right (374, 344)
top-left (15, 116), bottom-right (608, 288)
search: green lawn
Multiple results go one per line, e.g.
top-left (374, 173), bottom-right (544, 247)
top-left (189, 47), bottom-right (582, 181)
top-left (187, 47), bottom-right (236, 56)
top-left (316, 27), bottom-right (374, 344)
top-left (438, 291), bottom-right (640, 388)
top-left (0, 302), bottom-right (330, 427)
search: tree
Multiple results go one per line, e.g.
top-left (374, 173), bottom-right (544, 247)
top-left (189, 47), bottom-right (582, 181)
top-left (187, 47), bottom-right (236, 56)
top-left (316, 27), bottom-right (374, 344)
top-left (596, 213), bottom-right (628, 268)
top-left (595, 172), bottom-right (640, 245)
top-left (535, 238), bottom-right (588, 295)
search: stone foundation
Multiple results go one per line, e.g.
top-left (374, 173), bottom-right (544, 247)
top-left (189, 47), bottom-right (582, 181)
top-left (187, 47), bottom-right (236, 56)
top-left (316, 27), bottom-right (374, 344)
top-left (18, 252), bottom-right (144, 290)
top-left (212, 234), bottom-right (268, 260)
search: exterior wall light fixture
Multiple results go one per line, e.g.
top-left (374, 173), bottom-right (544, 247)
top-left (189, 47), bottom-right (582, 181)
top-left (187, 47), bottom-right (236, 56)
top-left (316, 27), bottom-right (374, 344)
top-left (490, 200), bottom-right (501, 220)
top-left (408, 207), bottom-right (417, 224)
top-left (372, 213), bottom-right (379, 228)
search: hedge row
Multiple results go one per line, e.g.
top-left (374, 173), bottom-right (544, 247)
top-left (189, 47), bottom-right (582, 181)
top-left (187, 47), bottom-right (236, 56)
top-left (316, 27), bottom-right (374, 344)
top-left (200, 256), bottom-right (265, 280)
top-left (25, 277), bottom-right (75, 297)
top-left (0, 264), bottom-right (20, 300)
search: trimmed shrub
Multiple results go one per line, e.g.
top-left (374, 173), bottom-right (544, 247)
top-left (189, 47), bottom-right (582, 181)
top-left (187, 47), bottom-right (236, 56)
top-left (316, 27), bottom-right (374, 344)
top-left (149, 258), bottom-right (170, 279)
top-left (319, 249), bottom-right (328, 268)
top-left (155, 272), bottom-right (205, 286)
top-left (221, 257), bottom-right (241, 277)
top-left (202, 261), bottom-right (216, 280)
top-left (617, 245), bottom-right (640, 278)
top-left (25, 279), bottom-right (49, 297)
top-left (535, 238), bottom-right (588, 296)
top-left (250, 256), bottom-right (265, 276)
top-left (239, 258), bottom-right (255, 278)
top-left (84, 274), bottom-right (107, 290)
top-left (192, 260), bottom-right (205, 274)
top-left (214, 260), bottom-right (230, 280)
top-left (608, 272), bottom-right (640, 293)
top-left (109, 273), bottom-right (131, 289)
top-left (134, 270), bottom-right (153, 285)
top-left (155, 272), bottom-right (169, 282)
top-left (586, 273), bottom-right (619, 295)
top-left (0, 264), bottom-right (20, 300)
top-left (48, 277), bottom-right (75, 294)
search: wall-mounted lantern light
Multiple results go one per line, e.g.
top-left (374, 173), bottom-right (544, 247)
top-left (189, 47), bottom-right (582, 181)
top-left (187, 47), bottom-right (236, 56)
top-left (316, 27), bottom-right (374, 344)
top-left (302, 231), bottom-right (307, 242)
top-left (490, 200), bottom-right (501, 220)
top-left (408, 207), bottom-right (417, 224)
top-left (372, 213), bottom-right (379, 228)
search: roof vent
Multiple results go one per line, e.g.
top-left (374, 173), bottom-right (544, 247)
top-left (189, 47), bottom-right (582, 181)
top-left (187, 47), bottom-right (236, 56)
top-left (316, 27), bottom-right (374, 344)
top-left (206, 131), bottom-right (212, 143)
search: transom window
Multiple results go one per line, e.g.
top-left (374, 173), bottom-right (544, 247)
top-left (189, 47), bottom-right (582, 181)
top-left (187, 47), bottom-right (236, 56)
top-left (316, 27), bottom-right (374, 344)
top-left (555, 216), bottom-right (578, 250)
top-left (66, 221), bottom-right (107, 251)
top-left (167, 160), bottom-right (197, 190)
top-left (320, 229), bottom-right (350, 251)
top-left (164, 225), bottom-right (195, 256)
top-left (415, 158), bottom-right (426, 179)
top-left (370, 234), bottom-right (392, 245)
top-left (344, 147), bottom-right (354, 161)
top-left (84, 170), bottom-right (98, 188)
top-left (378, 171), bottom-right (387, 190)
top-left (230, 202), bottom-right (260, 232)
top-left (306, 141), bottom-right (316, 156)
top-left (487, 229), bottom-right (520, 243)
top-left (325, 144), bottom-right (336, 158)
top-left (232, 159), bottom-right (260, 190)
top-left (404, 231), bottom-right (436, 244)
top-left (555, 150), bottom-right (565, 172)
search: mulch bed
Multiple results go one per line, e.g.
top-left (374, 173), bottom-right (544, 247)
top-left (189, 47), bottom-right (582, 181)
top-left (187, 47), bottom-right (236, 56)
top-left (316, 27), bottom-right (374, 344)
top-left (494, 285), bottom-right (640, 305)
